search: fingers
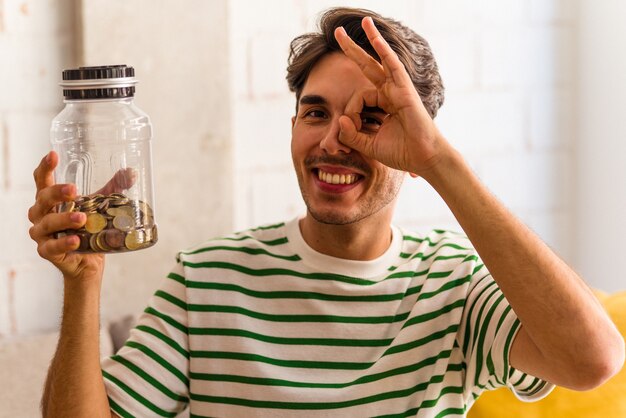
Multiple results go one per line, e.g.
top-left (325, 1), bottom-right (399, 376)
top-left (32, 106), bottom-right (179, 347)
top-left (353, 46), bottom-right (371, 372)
top-left (338, 115), bottom-right (372, 156)
top-left (96, 168), bottom-right (137, 195)
top-left (342, 87), bottom-right (380, 130)
top-left (334, 18), bottom-right (412, 89)
top-left (28, 183), bottom-right (77, 223)
top-left (33, 151), bottom-right (58, 195)
top-left (360, 17), bottom-right (413, 87)
top-left (30, 211), bottom-right (86, 242)
top-left (334, 26), bottom-right (386, 89)
top-left (29, 211), bottom-right (84, 259)
top-left (36, 233), bottom-right (81, 259)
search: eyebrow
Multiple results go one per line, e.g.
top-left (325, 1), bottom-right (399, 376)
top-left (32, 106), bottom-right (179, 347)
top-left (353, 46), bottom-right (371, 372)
top-left (299, 95), bottom-right (387, 115)
top-left (299, 95), bottom-right (327, 106)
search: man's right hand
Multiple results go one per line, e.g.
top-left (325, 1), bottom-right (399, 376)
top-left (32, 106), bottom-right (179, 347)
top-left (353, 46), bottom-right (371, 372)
top-left (28, 151), bottom-right (105, 282)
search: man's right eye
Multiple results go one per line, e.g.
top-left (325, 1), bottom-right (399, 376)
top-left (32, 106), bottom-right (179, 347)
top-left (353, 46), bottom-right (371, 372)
top-left (304, 109), bottom-right (326, 118)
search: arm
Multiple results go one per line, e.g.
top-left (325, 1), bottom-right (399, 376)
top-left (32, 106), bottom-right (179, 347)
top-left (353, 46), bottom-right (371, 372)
top-left (41, 277), bottom-right (116, 417)
top-left (334, 17), bottom-right (625, 390)
top-left (29, 152), bottom-right (115, 417)
top-left (420, 145), bottom-right (624, 390)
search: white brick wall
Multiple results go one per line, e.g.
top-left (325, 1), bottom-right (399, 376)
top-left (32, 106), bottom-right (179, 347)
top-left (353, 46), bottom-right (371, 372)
top-left (0, 0), bottom-right (77, 336)
top-left (0, 0), bottom-right (585, 336)
top-left (0, 268), bottom-right (12, 336)
top-left (80, 0), bottom-right (234, 319)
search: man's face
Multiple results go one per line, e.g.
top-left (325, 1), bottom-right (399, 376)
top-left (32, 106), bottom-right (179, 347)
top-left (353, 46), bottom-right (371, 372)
top-left (291, 52), bottom-right (405, 226)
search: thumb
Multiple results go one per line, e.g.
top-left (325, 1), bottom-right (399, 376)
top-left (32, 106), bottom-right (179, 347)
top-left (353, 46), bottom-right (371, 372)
top-left (338, 115), bottom-right (372, 155)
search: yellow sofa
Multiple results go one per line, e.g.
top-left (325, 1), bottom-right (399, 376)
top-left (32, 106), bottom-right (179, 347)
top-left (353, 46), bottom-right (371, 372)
top-left (468, 290), bottom-right (626, 418)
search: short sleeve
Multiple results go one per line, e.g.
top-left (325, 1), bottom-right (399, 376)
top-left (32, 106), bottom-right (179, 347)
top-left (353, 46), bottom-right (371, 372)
top-left (101, 263), bottom-right (190, 417)
top-left (457, 263), bottom-right (555, 402)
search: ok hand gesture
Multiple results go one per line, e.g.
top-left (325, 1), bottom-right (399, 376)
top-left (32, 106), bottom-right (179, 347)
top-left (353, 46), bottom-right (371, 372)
top-left (334, 17), bottom-right (450, 176)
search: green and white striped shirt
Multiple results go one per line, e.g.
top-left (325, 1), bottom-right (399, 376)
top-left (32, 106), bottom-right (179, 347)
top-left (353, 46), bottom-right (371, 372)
top-left (102, 217), bottom-right (553, 417)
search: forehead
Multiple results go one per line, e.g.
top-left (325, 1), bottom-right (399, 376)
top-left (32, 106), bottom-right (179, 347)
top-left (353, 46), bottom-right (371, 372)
top-left (300, 52), bottom-right (375, 101)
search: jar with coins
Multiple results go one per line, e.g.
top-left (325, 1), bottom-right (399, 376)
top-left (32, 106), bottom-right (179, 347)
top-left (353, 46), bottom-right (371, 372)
top-left (51, 65), bottom-right (158, 253)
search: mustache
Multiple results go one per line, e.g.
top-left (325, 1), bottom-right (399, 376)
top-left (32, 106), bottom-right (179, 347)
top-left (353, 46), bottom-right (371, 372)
top-left (304, 155), bottom-right (371, 174)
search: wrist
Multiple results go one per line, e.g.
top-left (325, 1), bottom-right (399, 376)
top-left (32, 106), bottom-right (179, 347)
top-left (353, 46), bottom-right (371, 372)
top-left (417, 143), bottom-right (469, 189)
top-left (63, 273), bottom-right (102, 309)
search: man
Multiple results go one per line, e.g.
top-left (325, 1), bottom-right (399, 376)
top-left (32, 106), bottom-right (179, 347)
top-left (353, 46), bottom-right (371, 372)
top-left (29, 7), bottom-right (624, 418)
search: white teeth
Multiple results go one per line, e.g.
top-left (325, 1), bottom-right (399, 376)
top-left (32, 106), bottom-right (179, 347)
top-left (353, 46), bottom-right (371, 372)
top-left (317, 170), bottom-right (358, 185)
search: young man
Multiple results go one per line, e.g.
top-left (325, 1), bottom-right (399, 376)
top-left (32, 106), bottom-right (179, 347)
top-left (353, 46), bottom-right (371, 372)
top-left (29, 7), bottom-right (624, 418)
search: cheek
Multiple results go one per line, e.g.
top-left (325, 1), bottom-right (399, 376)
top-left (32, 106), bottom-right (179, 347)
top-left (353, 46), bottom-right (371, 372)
top-left (374, 165), bottom-right (405, 189)
top-left (291, 126), bottom-right (318, 160)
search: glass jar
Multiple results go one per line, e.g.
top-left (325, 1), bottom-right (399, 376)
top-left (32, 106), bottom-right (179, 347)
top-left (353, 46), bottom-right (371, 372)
top-left (51, 65), bottom-right (158, 253)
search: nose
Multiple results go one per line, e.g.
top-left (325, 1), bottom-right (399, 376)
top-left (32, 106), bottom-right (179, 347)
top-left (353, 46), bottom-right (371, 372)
top-left (320, 118), bottom-right (352, 155)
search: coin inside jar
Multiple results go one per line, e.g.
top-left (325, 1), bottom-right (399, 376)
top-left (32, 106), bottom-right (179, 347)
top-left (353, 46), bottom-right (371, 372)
top-left (58, 192), bottom-right (157, 253)
top-left (104, 229), bottom-right (125, 249)
top-left (85, 213), bottom-right (106, 233)
top-left (125, 229), bottom-right (145, 250)
top-left (112, 214), bottom-right (134, 231)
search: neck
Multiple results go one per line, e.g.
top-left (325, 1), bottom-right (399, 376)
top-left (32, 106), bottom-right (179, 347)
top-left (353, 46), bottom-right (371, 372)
top-left (299, 211), bottom-right (394, 261)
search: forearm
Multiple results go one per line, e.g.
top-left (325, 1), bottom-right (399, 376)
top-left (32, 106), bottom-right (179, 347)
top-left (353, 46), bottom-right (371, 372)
top-left (42, 277), bottom-right (111, 417)
top-left (420, 144), bottom-right (624, 386)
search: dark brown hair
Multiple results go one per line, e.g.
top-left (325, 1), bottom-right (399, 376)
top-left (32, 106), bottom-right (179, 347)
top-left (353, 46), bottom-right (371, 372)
top-left (286, 7), bottom-right (445, 118)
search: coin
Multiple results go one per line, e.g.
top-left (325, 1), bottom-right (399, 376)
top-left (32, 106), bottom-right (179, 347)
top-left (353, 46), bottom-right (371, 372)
top-left (60, 191), bottom-right (157, 253)
top-left (104, 229), bottom-right (125, 249)
top-left (106, 207), bottom-right (125, 217)
top-left (96, 231), bottom-right (112, 252)
top-left (125, 229), bottom-right (145, 250)
top-left (112, 214), bottom-right (134, 231)
top-left (59, 201), bottom-right (75, 213)
top-left (85, 213), bottom-right (106, 233)
top-left (89, 233), bottom-right (99, 252)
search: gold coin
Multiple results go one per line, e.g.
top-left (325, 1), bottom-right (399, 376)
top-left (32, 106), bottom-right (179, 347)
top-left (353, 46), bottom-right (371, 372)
top-left (145, 225), bottom-right (159, 245)
top-left (59, 201), bottom-right (75, 213)
top-left (85, 213), bottom-right (106, 233)
top-left (113, 214), bottom-right (134, 231)
top-left (125, 229), bottom-right (145, 250)
top-left (89, 233), bottom-right (100, 252)
top-left (109, 193), bottom-right (129, 206)
top-left (96, 231), bottom-right (112, 252)
top-left (96, 199), bottom-right (110, 212)
top-left (106, 207), bottom-right (125, 217)
top-left (138, 200), bottom-right (154, 217)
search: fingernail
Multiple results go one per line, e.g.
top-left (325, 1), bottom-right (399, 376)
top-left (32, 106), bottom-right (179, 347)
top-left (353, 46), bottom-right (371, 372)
top-left (67, 235), bottom-right (80, 247)
top-left (62, 185), bottom-right (73, 196)
top-left (45, 152), bottom-right (52, 164)
top-left (70, 212), bottom-right (84, 223)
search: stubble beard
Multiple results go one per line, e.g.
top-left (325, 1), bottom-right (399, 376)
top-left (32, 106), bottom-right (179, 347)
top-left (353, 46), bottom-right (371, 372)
top-left (296, 169), bottom-right (404, 226)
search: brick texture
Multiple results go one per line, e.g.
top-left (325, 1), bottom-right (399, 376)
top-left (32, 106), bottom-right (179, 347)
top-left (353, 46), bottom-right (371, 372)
top-left (1, 0), bottom-right (579, 335)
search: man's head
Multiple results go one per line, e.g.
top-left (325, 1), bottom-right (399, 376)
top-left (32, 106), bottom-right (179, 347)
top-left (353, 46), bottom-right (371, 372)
top-left (287, 7), bottom-right (444, 118)
top-left (288, 8), bottom-right (444, 227)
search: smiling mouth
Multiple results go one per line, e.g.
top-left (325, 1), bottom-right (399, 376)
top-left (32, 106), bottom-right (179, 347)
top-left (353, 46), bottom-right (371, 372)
top-left (315, 169), bottom-right (361, 185)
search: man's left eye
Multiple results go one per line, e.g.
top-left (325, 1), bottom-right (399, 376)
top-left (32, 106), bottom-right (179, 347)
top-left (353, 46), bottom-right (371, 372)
top-left (361, 116), bottom-right (382, 128)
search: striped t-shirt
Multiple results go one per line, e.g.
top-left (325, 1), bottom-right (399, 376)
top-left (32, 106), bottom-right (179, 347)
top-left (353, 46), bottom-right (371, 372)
top-left (102, 217), bottom-right (554, 417)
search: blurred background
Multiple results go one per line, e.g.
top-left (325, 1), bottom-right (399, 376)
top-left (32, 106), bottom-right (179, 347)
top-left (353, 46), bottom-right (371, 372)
top-left (0, 0), bottom-right (624, 339)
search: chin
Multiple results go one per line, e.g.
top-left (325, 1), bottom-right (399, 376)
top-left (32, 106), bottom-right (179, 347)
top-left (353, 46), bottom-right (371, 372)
top-left (306, 205), bottom-right (370, 226)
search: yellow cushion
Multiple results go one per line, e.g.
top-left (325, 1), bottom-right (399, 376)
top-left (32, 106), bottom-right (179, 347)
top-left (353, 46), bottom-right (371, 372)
top-left (468, 290), bottom-right (626, 418)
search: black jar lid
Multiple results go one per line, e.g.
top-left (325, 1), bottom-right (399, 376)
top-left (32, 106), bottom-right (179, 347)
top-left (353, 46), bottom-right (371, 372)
top-left (60, 65), bottom-right (138, 100)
